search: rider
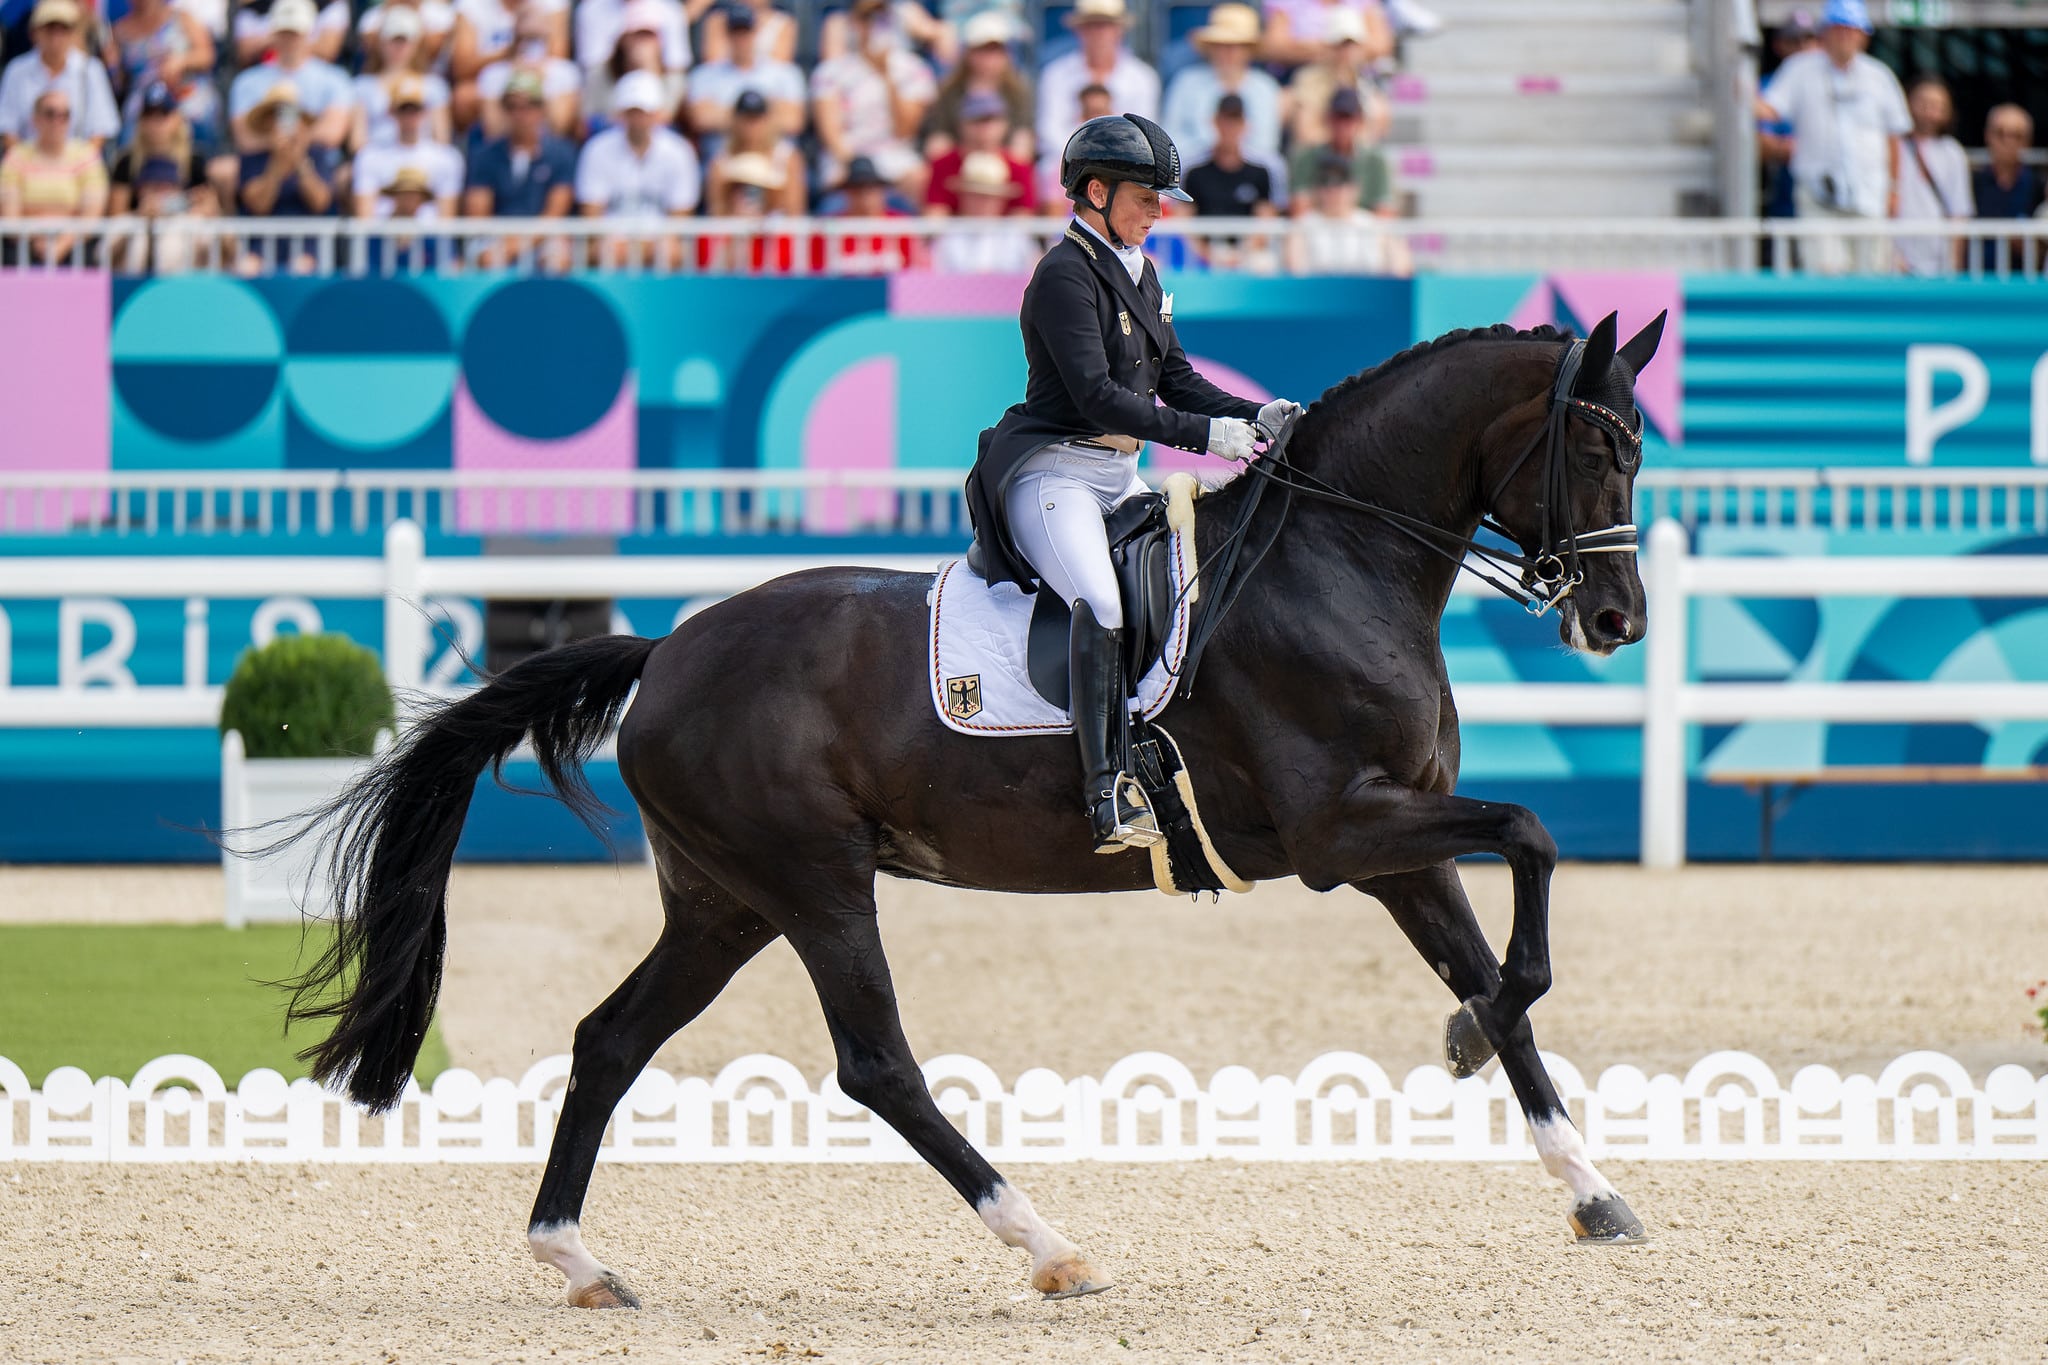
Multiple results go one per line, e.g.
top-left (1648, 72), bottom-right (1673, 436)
top-left (963, 112), bottom-right (1303, 854)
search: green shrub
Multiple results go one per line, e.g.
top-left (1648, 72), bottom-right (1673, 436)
top-left (219, 633), bottom-right (394, 759)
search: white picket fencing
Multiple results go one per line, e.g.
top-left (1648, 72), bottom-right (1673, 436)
top-left (2, 1049), bottom-right (2041, 1164)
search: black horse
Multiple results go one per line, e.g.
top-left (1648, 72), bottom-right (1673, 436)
top-left (288, 312), bottom-right (1665, 1309)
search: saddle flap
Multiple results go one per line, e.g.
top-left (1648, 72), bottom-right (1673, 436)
top-left (1026, 590), bottom-right (1072, 711)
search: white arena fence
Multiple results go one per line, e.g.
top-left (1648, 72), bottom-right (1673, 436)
top-left (2, 1049), bottom-right (2042, 1164)
top-left (5, 465), bottom-right (2048, 541)
top-left (4, 215), bottom-right (2048, 278)
top-left (3, 518), bottom-right (2047, 867)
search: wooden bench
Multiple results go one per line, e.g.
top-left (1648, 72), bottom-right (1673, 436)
top-left (1706, 765), bottom-right (2048, 861)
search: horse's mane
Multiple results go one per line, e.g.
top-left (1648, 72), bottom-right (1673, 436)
top-left (1303, 322), bottom-right (1575, 425)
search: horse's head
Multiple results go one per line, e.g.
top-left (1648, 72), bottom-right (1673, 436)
top-left (1484, 311), bottom-right (1665, 656)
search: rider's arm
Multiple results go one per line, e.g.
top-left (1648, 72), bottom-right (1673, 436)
top-left (1033, 262), bottom-right (1212, 451)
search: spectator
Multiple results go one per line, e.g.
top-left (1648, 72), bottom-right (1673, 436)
top-left (227, 0), bottom-right (354, 151)
top-left (817, 0), bottom-right (956, 72)
top-left (1036, 78), bottom-right (1112, 206)
top-left (232, 0), bottom-right (350, 67)
top-left (699, 151), bottom-right (801, 271)
top-left (108, 0), bottom-right (217, 145)
top-left (1185, 92), bottom-right (1281, 217)
top-left (112, 153), bottom-right (219, 273)
top-left (234, 83), bottom-right (337, 273)
top-left (705, 89), bottom-right (802, 214)
top-left (923, 8), bottom-right (1031, 161)
top-left (931, 149), bottom-right (1037, 272)
top-left (925, 88), bottom-right (1032, 215)
top-left (1974, 104), bottom-right (2042, 273)
top-left (818, 153), bottom-right (919, 273)
top-left (575, 68), bottom-right (699, 267)
top-left (0, 0), bottom-right (119, 153)
top-left (452, 0), bottom-right (568, 117)
top-left (1261, 0), bottom-right (1392, 71)
top-left (1035, 0), bottom-right (1155, 180)
top-left (109, 80), bottom-right (219, 215)
top-left (1286, 147), bottom-right (1408, 275)
top-left (475, 4), bottom-right (581, 138)
top-left (583, 0), bottom-right (685, 130)
top-left (1289, 87), bottom-right (1390, 218)
top-left (0, 86), bottom-right (105, 262)
top-left (811, 0), bottom-right (935, 199)
top-left (362, 164), bottom-right (449, 270)
top-left (1894, 76), bottom-right (1970, 277)
top-left (358, 0), bottom-right (456, 73)
top-left (1757, 0), bottom-right (1908, 275)
top-left (695, 0), bottom-right (796, 67)
top-left (463, 69), bottom-right (575, 266)
top-left (352, 7), bottom-right (453, 148)
top-left (1283, 8), bottom-right (1387, 149)
top-left (1162, 4), bottom-right (1280, 165)
top-left (688, 3), bottom-right (804, 148)
top-left (1756, 9), bottom-right (1819, 224)
top-left (352, 74), bottom-right (464, 217)
top-left (574, 0), bottom-right (686, 75)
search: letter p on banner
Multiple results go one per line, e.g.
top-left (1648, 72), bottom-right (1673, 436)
top-left (1905, 343), bottom-right (1989, 465)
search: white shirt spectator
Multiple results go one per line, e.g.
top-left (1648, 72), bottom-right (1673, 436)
top-left (358, 0), bottom-right (457, 43)
top-left (575, 0), bottom-right (689, 71)
top-left (229, 55), bottom-right (355, 120)
top-left (934, 225), bottom-right (1041, 273)
top-left (354, 137), bottom-right (465, 211)
top-left (1263, 0), bottom-right (1384, 47)
top-left (352, 71), bottom-right (452, 146)
top-left (1035, 48), bottom-right (1158, 177)
top-left (0, 48), bottom-right (121, 143)
top-left (478, 54), bottom-right (580, 102)
top-left (690, 54), bottom-right (804, 112)
top-left (1762, 48), bottom-right (1910, 219)
top-left (575, 123), bottom-right (701, 216)
top-left (1161, 64), bottom-right (1282, 163)
top-left (456, 0), bottom-right (567, 66)
top-left (231, 0), bottom-right (350, 51)
top-left (1895, 131), bottom-right (1973, 276)
top-left (810, 49), bottom-right (935, 185)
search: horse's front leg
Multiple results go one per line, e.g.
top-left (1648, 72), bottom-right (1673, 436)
top-left (1283, 778), bottom-right (1558, 1076)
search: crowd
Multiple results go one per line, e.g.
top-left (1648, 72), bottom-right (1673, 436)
top-left (0, 0), bottom-right (1425, 272)
top-left (1757, 0), bottom-right (2046, 275)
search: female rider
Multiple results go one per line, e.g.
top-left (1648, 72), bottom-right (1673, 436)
top-left (963, 112), bottom-right (1302, 854)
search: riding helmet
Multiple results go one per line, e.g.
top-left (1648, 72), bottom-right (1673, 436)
top-left (1059, 113), bottom-right (1193, 203)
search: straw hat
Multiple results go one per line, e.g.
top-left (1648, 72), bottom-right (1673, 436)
top-left (246, 81), bottom-right (304, 133)
top-left (721, 151), bottom-right (786, 190)
top-left (949, 150), bottom-right (1021, 198)
top-left (1192, 3), bottom-right (1260, 47)
top-left (385, 164), bottom-right (433, 196)
top-left (1064, 0), bottom-right (1130, 29)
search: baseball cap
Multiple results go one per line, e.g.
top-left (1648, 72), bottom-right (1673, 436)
top-left (269, 0), bottom-right (319, 34)
top-left (1215, 92), bottom-right (1246, 120)
top-left (139, 79), bottom-right (180, 115)
top-left (502, 68), bottom-right (546, 104)
top-left (1064, 0), bottom-right (1129, 27)
top-left (1328, 86), bottom-right (1364, 118)
top-left (733, 88), bottom-right (768, 117)
top-left (841, 154), bottom-right (886, 188)
top-left (30, 0), bottom-right (80, 26)
top-left (1782, 7), bottom-right (1819, 35)
top-left (725, 2), bottom-right (756, 28)
top-left (620, 0), bottom-right (666, 34)
top-left (961, 9), bottom-right (1012, 47)
top-left (612, 69), bottom-right (667, 113)
top-left (960, 89), bottom-right (1006, 122)
top-left (1311, 149), bottom-right (1356, 187)
top-left (136, 156), bottom-right (183, 187)
top-left (379, 4), bottom-right (424, 40)
top-left (1322, 7), bottom-right (1367, 44)
top-left (1822, 0), bottom-right (1872, 30)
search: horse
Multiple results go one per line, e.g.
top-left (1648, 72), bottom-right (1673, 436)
top-left (285, 310), bottom-right (1666, 1309)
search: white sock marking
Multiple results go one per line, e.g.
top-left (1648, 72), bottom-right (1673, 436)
top-left (528, 1221), bottom-right (608, 1287)
top-left (1530, 1115), bottom-right (1617, 1206)
top-left (976, 1183), bottom-right (1078, 1270)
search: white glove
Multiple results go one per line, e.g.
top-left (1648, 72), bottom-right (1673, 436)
top-left (1206, 416), bottom-right (1259, 461)
top-left (1257, 398), bottom-right (1304, 434)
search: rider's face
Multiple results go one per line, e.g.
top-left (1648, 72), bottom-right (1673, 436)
top-left (1089, 180), bottom-right (1160, 244)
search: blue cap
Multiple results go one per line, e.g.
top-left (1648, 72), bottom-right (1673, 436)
top-left (1822, 0), bottom-right (1872, 32)
top-left (140, 79), bottom-right (179, 114)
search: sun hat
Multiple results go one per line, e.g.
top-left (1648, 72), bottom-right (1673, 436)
top-left (1192, 3), bottom-right (1260, 47)
top-left (1064, 0), bottom-right (1130, 29)
top-left (950, 149), bottom-right (1021, 197)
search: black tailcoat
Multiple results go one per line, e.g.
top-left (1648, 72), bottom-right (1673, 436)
top-left (964, 223), bottom-right (1260, 593)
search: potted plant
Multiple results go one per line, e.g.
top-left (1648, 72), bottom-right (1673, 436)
top-left (219, 634), bottom-right (395, 928)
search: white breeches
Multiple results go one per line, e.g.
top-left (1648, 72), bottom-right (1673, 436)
top-left (1007, 446), bottom-right (1150, 631)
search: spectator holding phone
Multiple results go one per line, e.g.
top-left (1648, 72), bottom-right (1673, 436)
top-left (234, 82), bottom-right (337, 273)
top-left (227, 0), bottom-right (354, 151)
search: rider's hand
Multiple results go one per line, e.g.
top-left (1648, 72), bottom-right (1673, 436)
top-left (1257, 398), bottom-right (1304, 434)
top-left (1206, 417), bottom-right (1259, 462)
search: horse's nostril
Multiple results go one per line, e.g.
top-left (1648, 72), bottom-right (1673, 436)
top-left (1596, 609), bottom-right (1632, 642)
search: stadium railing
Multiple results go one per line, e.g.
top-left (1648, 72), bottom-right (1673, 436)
top-left (4, 215), bottom-right (2047, 277)
top-left (4, 465), bottom-right (2047, 539)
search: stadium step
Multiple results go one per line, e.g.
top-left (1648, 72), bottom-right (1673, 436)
top-left (1385, 144), bottom-right (1717, 217)
top-left (1386, 73), bottom-right (1710, 148)
top-left (1402, 1), bottom-right (1695, 75)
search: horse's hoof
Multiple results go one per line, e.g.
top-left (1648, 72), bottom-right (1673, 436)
top-left (1444, 999), bottom-right (1496, 1078)
top-left (1569, 1194), bottom-right (1649, 1246)
top-left (566, 1271), bottom-right (642, 1309)
top-left (1033, 1252), bottom-right (1113, 1300)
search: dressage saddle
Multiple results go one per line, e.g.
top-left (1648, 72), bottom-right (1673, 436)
top-left (965, 493), bottom-right (1175, 712)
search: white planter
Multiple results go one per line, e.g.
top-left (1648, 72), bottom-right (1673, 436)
top-left (220, 728), bottom-right (391, 929)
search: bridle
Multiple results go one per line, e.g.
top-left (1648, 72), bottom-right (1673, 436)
top-left (1172, 338), bottom-right (1643, 698)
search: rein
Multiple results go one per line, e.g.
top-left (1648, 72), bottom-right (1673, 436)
top-left (1173, 339), bottom-right (1643, 700)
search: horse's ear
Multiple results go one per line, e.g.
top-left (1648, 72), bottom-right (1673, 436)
top-left (1618, 310), bottom-right (1668, 375)
top-left (1574, 312), bottom-right (1618, 395)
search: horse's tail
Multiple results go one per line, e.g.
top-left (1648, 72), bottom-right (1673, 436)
top-left (284, 633), bottom-right (659, 1111)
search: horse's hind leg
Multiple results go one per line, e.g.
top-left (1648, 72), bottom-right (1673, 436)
top-left (1358, 864), bottom-right (1647, 1246)
top-left (743, 857), bottom-right (1110, 1300)
top-left (528, 837), bottom-right (779, 1307)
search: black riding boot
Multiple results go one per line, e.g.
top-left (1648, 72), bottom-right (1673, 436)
top-left (1069, 601), bottom-right (1160, 853)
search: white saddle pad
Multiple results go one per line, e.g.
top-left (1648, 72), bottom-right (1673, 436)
top-left (928, 474), bottom-right (1203, 737)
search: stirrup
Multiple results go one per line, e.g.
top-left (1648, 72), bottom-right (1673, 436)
top-left (1093, 777), bottom-right (1163, 853)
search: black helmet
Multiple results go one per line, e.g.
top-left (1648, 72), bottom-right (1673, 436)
top-left (1060, 113), bottom-right (1192, 203)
